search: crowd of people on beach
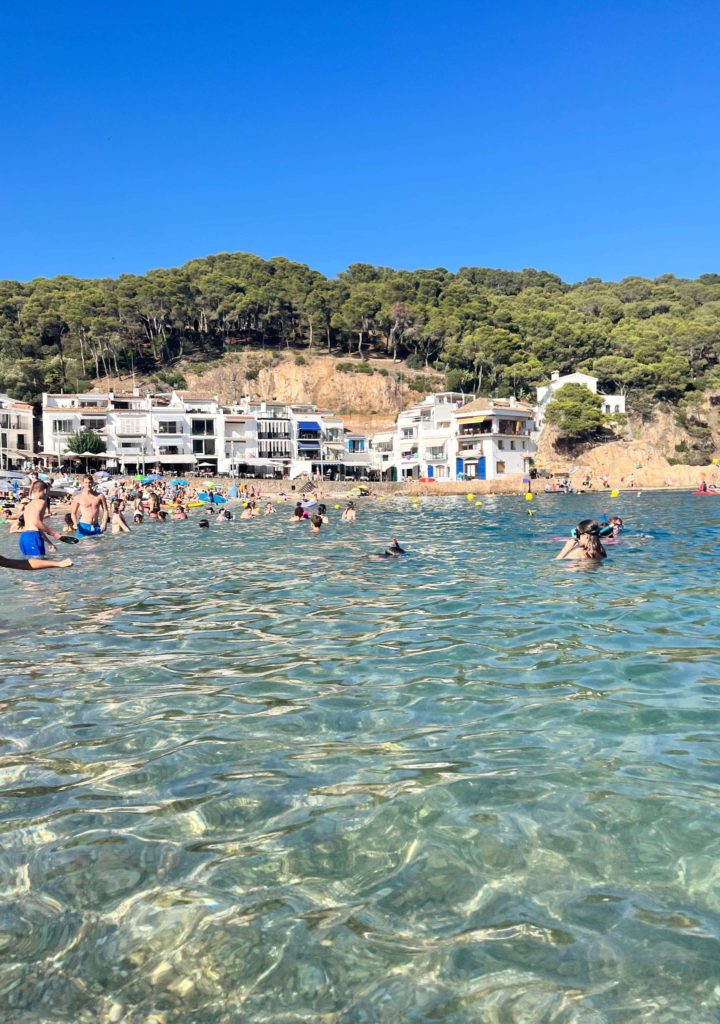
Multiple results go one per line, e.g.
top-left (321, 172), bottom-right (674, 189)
top-left (0, 472), bottom-right (382, 573)
top-left (0, 467), bottom-right (641, 575)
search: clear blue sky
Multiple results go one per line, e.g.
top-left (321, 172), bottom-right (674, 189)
top-left (3, 1), bottom-right (719, 284)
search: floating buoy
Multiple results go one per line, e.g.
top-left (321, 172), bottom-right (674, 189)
top-left (475, 500), bottom-right (482, 506)
top-left (525, 493), bottom-right (533, 501)
top-left (467, 493), bottom-right (474, 501)
top-left (334, 504), bottom-right (340, 509)
top-left (713, 458), bottom-right (718, 464)
top-left (610, 489), bottom-right (619, 498)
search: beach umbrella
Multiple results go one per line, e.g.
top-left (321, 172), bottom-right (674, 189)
top-left (198, 462), bottom-right (214, 468)
top-left (132, 474), bottom-right (143, 481)
top-left (170, 478), bottom-right (188, 486)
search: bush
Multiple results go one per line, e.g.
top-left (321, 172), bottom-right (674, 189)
top-left (245, 368), bottom-right (259, 381)
top-left (408, 375), bottom-right (435, 394)
top-left (405, 354), bottom-right (425, 370)
top-left (376, 367), bottom-right (389, 377)
top-left (153, 369), bottom-right (187, 389)
top-left (294, 354), bottom-right (307, 366)
top-left (336, 361), bottom-right (374, 374)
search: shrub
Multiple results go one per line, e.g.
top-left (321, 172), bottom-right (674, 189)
top-left (294, 354), bottom-right (307, 366)
top-left (245, 368), bottom-right (259, 381)
top-left (408, 375), bottom-right (435, 394)
top-left (405, 354), bottom-right (425, 370)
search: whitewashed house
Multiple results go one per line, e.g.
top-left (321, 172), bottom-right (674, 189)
top-left (452, 397), bottom-right (535, 481)
top-left (0, 393), bottom-right (35, 469)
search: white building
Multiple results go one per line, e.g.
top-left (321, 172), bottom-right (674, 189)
top-left (41, 389), bottom-right (222, 473)
top-left (0, 393), bottom-right (34, 470)
top-left (535, 370), bottom-right (625, 430)
top-left (453, 397), bottom-right (535, 481)
top-left (385, 392), bottom-right (469, 481)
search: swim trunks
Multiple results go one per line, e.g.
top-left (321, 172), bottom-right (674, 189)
top-left (18, 530), bottom-right (46, 558)
top-left (76, 521), bottom-right (102, 539)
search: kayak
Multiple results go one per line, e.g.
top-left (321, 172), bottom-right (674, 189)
top-left (692, 490), bottom-right (720, 495)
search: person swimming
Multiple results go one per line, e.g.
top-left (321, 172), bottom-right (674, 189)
top-left (198, 519), bottom-right (210, 529)
top-left (375, 538), bottom-right (407, 558)
top-left (556, 520), bottom-right (607, 561)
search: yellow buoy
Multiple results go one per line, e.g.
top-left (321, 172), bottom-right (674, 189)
top-left (466, 493), bottom-right (474, 501)
top-left (713, 458), bottom-right (719, 464)
top-left (610, 489), bottom-right (619, 498)
top-left (525, 493), bottom-right (533, 501)
top-left (334, 504), bottom-right (340, 510)
top-left (475, 500), bottom-right (482, 506)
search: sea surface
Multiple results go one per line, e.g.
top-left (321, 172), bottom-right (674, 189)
top-left (1, 492), bottom-right (720, 1023)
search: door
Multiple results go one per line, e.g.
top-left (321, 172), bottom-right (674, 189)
top-left (427, 465), bottom-right (434, 478)
top-left (478, 456), bottom-right (486, 480)
top-left (456, 456), bottom-right (464, 479)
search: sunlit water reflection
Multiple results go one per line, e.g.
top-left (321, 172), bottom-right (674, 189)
top-left (2, 492), bottom-right (720, 1022)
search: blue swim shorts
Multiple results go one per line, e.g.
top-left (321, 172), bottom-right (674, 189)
top-left (76, 522), bottom-right (102, 539)
top-left (18, 530), bottom-right (46, 558)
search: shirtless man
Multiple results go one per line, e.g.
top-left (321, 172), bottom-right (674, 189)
top-left (71, 475), bottom-right (109, 538)
top-left (16, 481), bottom-right (72, 568)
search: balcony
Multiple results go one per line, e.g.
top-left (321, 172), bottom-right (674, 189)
top-left (424, 447), bottom-right (447, 460)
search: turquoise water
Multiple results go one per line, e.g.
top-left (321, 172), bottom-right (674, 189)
top-left (2, 493), bottom-right (720, 1023)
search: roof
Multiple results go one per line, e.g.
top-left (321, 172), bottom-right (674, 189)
top-left (173, 391), bottom-right (217, 402)
top-left (456, 397), bottom-right (534, 415)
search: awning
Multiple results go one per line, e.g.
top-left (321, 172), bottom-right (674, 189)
top-left (325, 442), bottom-right (346, 451)
top-left (153, 455), bottom-right (197, 464)
top-left (298, 421), bottom-right (321, 431)
top-left (298, 441), bottom-right (321, 450)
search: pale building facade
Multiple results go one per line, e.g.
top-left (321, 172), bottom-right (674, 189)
top-left (0, 393), bottom-right (35, 470)
top-left (453, 397), bottom-right (535, 481)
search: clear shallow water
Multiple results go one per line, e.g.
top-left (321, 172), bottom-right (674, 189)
top-left (1, 492), bottom-right (720, 1023)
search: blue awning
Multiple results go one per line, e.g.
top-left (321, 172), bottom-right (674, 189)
top-left (298, 441), bottom-right (321, 450)
top-left (298, 421), bottom-right (321, 431)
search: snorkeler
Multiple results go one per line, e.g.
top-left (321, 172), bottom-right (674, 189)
top-left (342, 501), bottom-right (356, 522)
top-left (375, 538), bottom-right (406, 558)
top-left (556, 520), bottom-right (607, 561)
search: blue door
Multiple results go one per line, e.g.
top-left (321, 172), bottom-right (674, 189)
top-left (456, 457), bottom-right (464, 479)
top-left (427, 465), bottom-right (434, 478)
top-left (478, 456), bottom-right (486, 480)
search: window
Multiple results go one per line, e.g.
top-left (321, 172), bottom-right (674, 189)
top-left (496, 461), bottom-right (506, 475)
top-left (191, 419), bottom-right (215, 436)
top-left (52, 419), bottom-right (74, 433)
top-left (193, 438), bottom-right (216, 455)
top-left (510, 440), bottom-right (516, 451)
top-left (157, 421), bottom-right (180, 434)
top-left (498, 440), bottom-right (505, 450)
top-left (17, 434), bottom-right (26, 449)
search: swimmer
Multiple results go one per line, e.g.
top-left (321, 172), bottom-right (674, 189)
top-left (374, 539), bottom-right (407, 559)
top-left (317, 503), bottom-right (329, 525)
top-left (71, 475), bottom-right (109, 538)
top-left (62, 513), bottom-right (75, 534)
top-left (133, 512), bottom-right (143, 525)
top-left (111, 500), bottom-right (131, 534)
top-left (0, 553), bottom-right (72, 571)
top-left (556, 520), bottom-right (607, 561)
top-left (310, 514), bottom-right (323, 533)
top-left (240, 502), bottom-right (257, 520)
top-left (171, 503), bottom-right (187, 520)
top-left (198, 519), bottom-right (210, 529)
top-left (291, 501), bottom-right (307, 522)
top-left (264, 501), bottom-right (275, 516)
top-left (341, 501), bottom-right (356, 522)
top-left (17, 481), bottom-right (64, 561)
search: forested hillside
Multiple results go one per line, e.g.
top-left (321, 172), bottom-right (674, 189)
top-left (2, 252), bottom-right (720, 413)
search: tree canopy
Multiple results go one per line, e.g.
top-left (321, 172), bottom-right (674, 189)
top-left (544, 384), bottom-right (606, 441)
top-left (64, 429), bottom-right (107, 455)
top-left (1, 253), bottom-right (719, 409)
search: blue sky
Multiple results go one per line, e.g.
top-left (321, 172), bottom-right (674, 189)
top-left (2, 1), bottom-right (719, 283)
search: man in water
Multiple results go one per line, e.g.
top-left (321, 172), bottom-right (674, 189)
top-left (376, 538), bottom-right (406, 558)
top-left (70, 475), bottom-right (109, 538)
top-left (17, 480), bottom-right (67, 564)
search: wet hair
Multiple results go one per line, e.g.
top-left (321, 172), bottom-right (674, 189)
top-left (318, 504), bottom-right (327, 515)
top-left (310, 514), bottom-right (322, 528)
top-left (576, 519), bottom-right (607, 559)
top-left (133, 512), bottom-right (143, 523)
top-left (112, 500), bottom-right (121, 513)
top-left (30, 480), bottom-right (49, 496)
top-left (199, 519), bottom-right (210, 528)
top-left (387, 538), bottom-right (405, 554)
top-left (64, 513), bottom-right (73, 525)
